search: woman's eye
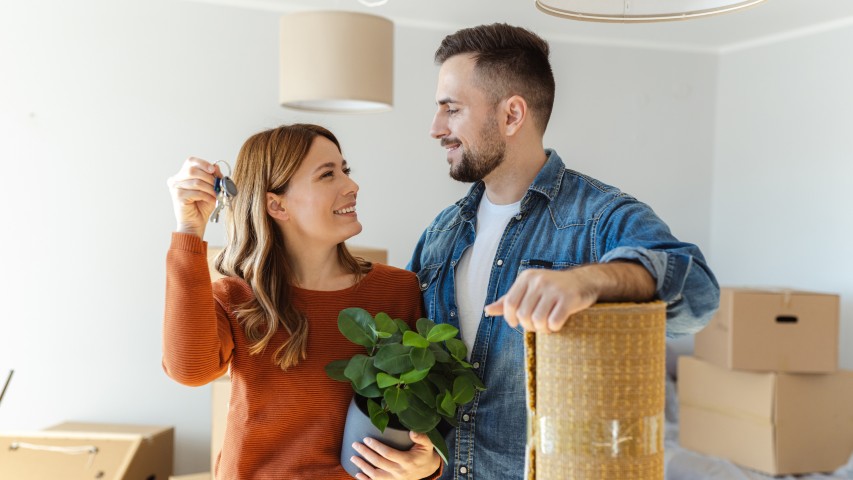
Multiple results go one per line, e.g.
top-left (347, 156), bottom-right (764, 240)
top-left (321, 171), bottom-right (333, 179)
top-left (343, 167), bottom-right (352, 176)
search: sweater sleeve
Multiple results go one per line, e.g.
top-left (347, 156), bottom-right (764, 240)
top-left (162, 232), bottom-right (234, 386)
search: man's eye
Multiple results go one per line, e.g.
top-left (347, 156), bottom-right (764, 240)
top-left (447, 109), bottom-right (458, 115)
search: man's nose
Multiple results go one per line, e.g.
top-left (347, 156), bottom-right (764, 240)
top-left (430, 112), bottom-right (448, 139)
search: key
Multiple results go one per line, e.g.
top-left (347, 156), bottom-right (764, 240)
top-left (210, 191), bottom-right (224, 223)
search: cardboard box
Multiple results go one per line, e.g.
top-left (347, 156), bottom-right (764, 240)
top-left (694, 287), bottom-right (839, 373)
top-left (170, 473), bottom-right (210, 480)
top-left (211, 376), bottom-right (230, 474)
top-left (348, 245), bottom-right (388, 265)
top-left (679, 356), bottom-right (853, 476)
top-left (0, 421), bottom-right (173, 480)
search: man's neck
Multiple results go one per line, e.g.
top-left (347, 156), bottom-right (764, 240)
top-left (483, 144), bottom-right (548, 205)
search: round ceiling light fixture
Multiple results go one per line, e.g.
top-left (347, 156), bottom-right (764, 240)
top-left (535, 0), bottom-right (768, 23)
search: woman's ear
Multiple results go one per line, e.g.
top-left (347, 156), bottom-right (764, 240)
top-left (503, 95), bottom-right (528, 137)
top-left (266, 192), bottom-right (289, 221)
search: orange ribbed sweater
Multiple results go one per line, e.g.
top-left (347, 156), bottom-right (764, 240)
top-left (163, 233), bottom-right (429, 480)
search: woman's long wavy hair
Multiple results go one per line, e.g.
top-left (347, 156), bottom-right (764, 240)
top-left (214, 124), bottom-right (371, 371)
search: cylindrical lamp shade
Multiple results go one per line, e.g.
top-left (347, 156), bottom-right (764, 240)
top-left (525, 302), bottom-right (667, 479)
top-left (280, 11), bottom-right (393, 112)
top-left (536, 0), bottom-right (767, 22)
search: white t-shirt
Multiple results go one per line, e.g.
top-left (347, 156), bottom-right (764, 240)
top-left (455, 194), bottom-right (521, 354)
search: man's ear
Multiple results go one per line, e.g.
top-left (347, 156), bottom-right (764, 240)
top-left (266, 192), bottom-right (289, 221)
top-left (503, 95), bottom-right (528, 137)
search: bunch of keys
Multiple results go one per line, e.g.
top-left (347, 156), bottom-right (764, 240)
top-left (210, 161), bottom-right (238, 223)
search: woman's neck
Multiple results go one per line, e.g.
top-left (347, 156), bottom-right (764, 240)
top-left (286, 244), bottom-right (355, 291)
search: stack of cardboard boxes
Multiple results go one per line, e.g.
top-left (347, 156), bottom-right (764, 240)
top-left (679, 288), bottom-right (853, 476)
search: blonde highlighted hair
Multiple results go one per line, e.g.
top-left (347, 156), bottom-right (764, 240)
top-left (214, 124), bottom-right (370, 370)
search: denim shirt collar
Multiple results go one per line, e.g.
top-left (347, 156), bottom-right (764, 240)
top-left (455, 149), bottom-right (565, 220)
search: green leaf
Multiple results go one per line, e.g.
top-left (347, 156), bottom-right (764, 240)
top-left (445, 337), bottom-right (468, 361)
top-left (453, 368), bottom-right (487, 390)
top-left (374, 312), bottom-right (398, 335)
top-left (384, 387), bottom-right (410, 414)
top-left (426, 324), bottom-right (459, 343)
top-left (324, 359), bottom-right (350, 382)
top-left (367, 399), bottom-right (389, 433)
top-left (403, 331), bottom-right (430, 348)
top-left (377, 372), bottom-right (401, 388)
top-left (416, 318), bottom-right (436, 337)
top-left (427, 373), bottom-right (452, 393)
top-left (400, 368), bottom-right (430, 384)
top-left (374, 344), bottom-right (414, 374)
top-left (428, 343), bottom-right (452, 363)
top-left (344, 354), bottom-right (378, 390)
top-left (393, 319), bottom-right (411, 333)
top-left (355, 382), bottom-right (382, 398)
top-left (338, 308), bottom-right (377, 349)
top-left (451, 376), bottom-right (476, 405)
top-left (410, 347), bottom-right (436, 371)
top-left (398, 395), bottom-right (440, 433)
top-left (438, 390), bottom-right (456, 417)
top-left (407, 380), bottom-right (437, 409)
top-left (426, 428), bottom-right (450, 465)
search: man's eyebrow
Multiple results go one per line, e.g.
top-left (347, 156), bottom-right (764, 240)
top-left (436, 97), bottom-right (458, 106)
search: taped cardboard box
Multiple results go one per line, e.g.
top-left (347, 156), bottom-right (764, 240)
top-left (679, 356), bottom-right (853, 476)
top-left (0, 421), bottom-right (173, 480)
top-left (694, 287), bottom-right (839, 373)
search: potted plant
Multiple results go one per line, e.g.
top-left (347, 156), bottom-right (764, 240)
top-left (326, 307), bottom-right (486, 474)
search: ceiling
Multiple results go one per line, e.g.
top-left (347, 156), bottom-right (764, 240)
top-left (189, 0), bottom-right (853, 53)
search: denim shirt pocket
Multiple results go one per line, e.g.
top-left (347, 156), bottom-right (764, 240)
top-left (507, 259), bottom-right (579, 336)
top-left (416, 263), bottom-right (442, 321)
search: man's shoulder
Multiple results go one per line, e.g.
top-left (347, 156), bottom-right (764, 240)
top-left (423, 202), bottom-right (465, 233)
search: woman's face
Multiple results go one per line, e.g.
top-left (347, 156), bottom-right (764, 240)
top-left (277, 136), bottom-right (362, 247)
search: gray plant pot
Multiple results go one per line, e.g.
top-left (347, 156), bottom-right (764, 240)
top-left (340, 395), bottom-right (414, 478)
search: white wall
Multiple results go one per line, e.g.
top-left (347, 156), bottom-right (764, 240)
top-left (2, 0), bottom-right (716, 475)
top-left (711, 25), bottom-right (853, 369)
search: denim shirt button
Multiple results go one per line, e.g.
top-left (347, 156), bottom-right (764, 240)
top-left (450, 310), bottom-right (456, 317)
top-left (472, 362), bottom-right (480, 369)
top-left (496, 259), bottom-right (504, 266)
top-left (515, 213), bottom-right (522, 220)
top-left (462, 414), bottom-right (470, 422)
top-left (460, 466), bottom-right (468, 474)
top-left (420, 282), bottom-right (427, 289)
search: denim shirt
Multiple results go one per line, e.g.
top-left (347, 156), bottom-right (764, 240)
top-left (407, 150), bottom-right (719, 480)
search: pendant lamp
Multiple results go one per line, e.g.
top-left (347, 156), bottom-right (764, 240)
top-left (535, 0), bottom-right (767, 22)
top-left (279, 11), bottom-right (393, 113)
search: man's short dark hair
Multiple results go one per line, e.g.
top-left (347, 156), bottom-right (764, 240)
top-left (435, 23), bottom-right (555, 133)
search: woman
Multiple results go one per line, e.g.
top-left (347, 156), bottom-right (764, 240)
top-left (164, 124), bottom-right (441, 479)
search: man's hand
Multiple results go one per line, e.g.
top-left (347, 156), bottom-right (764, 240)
top-left (484, 262), bottom-right (656, 333)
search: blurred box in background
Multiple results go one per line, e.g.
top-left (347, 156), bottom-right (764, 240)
top-left (0, 421), bottom-right (173, 480)
top-left (679, 356), bottom-right (853, 476)
top-left (694, 288), bottom-right (839, 373)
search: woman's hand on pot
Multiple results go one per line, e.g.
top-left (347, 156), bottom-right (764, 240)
top-left (350, 431), bottom-right (441, 480)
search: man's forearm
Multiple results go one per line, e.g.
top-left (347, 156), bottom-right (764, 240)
top-left (576, 261), bottom-right (656, 304)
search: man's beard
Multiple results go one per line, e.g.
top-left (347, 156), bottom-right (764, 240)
top-left (449, 121), bottom-right (506, 183)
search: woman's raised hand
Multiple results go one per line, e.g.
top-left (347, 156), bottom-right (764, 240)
top-left (166, 157), bottom-right (221, 239)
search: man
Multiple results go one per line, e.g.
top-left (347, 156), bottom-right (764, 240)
top-left (407, 23), bottom-right (720, 480)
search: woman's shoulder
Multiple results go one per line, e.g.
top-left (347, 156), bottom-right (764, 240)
top-left (363, 263), bottom-right (419, 293)
top-left (212, 275), bottom-right (253, 306)
top-left (369, 263), bottom-right (417, 280)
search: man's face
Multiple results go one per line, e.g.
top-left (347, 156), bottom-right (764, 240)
top-left (430, 54), bottom-right (506, 183)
